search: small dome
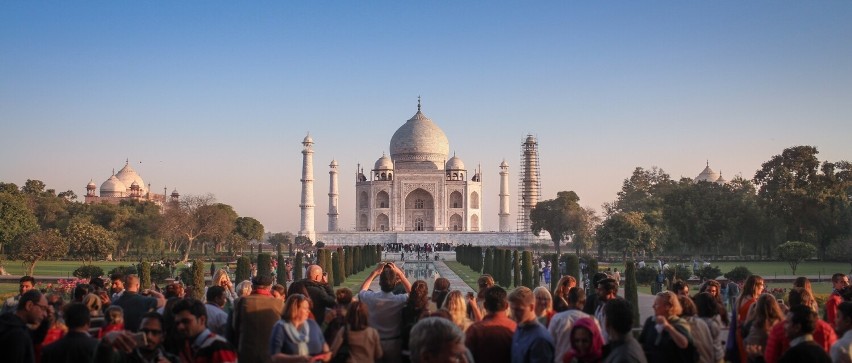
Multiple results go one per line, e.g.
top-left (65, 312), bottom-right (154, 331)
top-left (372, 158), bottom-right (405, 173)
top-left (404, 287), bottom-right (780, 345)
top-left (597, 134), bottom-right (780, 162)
top-left (329, 159), bottom-right (338, 167)
top-left (87, 179), bottom-right (97, 189)
top-left (100, 175), bottom-right (127, 195)
top-left (303, 134), bottom-right (313, 144)
top-left (500, 159), bottom-right (509, 168)
top-left (170, 189), bottom-right (180, 197)
top-left (446, 155), bottom-right (465, 170)
top-left (694, 162), bottom-right (721, 183)
top-left (525, 135), bottom-right (537, 144)
top-left (131, 181), bottom-right (139, 186)
top-left (374, 153), bottom-right (393, 170)
top-left (716, 172), bottom-right (727, 184)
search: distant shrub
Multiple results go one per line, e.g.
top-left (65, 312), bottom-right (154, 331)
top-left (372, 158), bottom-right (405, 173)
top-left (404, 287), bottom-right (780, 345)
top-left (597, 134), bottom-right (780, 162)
top-left (664, 264), bottom-right (692, 282)
top-left (73, 265), bottom-right (104, 279)
top-left (636, 266), bottom-right (658, 285)
top-left (150, 265), bottom-right (171, 284)
top-left (108, 265), bottom-right (138, 277)
top-left (724, 266), bottom-right (753, 282)
top-left (696, 265), bottom-right (723, 281)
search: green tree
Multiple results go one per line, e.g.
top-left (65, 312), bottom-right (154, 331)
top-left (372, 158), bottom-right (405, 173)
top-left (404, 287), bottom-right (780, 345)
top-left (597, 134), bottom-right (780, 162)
top-left (7, 229), bottom-right (68, 276)
top-left (597, 212), bottom-right (652, 259)
top-left (235, 256), bottom-right (251, 283)
top-left (332, 250), bottom-right (343, 286)
top-left (190, 259), bottom-right (205, 299)
top-left (160, 194), bottom-right (235, 262)
top-left (66, 220), bottom-right (117, 263)
top-left (277, 254), bottom-right (287, 285)
top-left (827, 239), bottom-right (852, 273)
top-left (21, 179), bottom-right (46, 195)
top-left (513, 250), bottom-right (521, 288)
top-left (294, 235), bottom-right (312, 247)
top-left (140, 259), bottom-right (152, 290)
top-left (268, 232), bottom-right (294, 256)
top-left (0, 192), bottom-right (39, 266)
top-left (294, 252), bottom-right (304, 280)
top-left (522, 251), bottom-right (534, 289)
top-left (624, 260), bottom-right (640, 327)
top-left (530, 191), bottom-right (593, 289)
top-left (777, 241), bottom-right (816, 275)
top-left (257, 253), bottom-right (272, 278)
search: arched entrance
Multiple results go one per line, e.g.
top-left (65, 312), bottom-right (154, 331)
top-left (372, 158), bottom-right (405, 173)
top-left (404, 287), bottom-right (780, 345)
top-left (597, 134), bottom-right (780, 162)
top-left (404, 188), bottom-right (435, 231)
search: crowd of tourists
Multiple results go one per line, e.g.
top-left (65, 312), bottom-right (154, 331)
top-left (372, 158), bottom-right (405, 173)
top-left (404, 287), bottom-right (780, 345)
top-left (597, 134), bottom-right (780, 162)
top-left (4, 262), bottom-right (852, 363)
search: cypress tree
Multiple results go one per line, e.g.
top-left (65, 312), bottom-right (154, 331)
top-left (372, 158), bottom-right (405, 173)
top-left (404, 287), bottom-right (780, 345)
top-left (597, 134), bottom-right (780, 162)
top-left (484, 248), bottom-right (493, 277)
top-left (236, 256), bottom-right (251, 283)
top-left (565, 254), bottom-right (580, 280)
top-left (190, 258), bottom-right (205, 300)
top-left (503, 249), bottom-right (513, 287)
top-left (294, 252), bottom-right (304, 280)
top-left (140, 259), bottom-right (151, 290)
top-left (277, 254), bottom-right (287, 285)
top-left (624, 260), bottom-right (640, 327)
top-left (317, 249), bottom-right (328, 273)
top-left (344, 247), bottom-right (352, 277)
top-left (513, 250), bottom-right (521, 288)
top-left (332, 251), bottom-right (342, 286)
top-left (354, 247), bottom-right (362, 272)
top-left (257, 253), bottom-right (272, 278)
top-left (522, 251), bottom-right (534, 288)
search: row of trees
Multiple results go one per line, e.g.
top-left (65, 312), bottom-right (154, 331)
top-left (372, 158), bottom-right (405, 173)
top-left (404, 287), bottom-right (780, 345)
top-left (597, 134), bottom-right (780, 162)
top-left (0, 180), bottom-right (267, 275)
top-left (530, 146), bottom-right (852, 261)
top-left (456, 245), bottom-right (539, 290)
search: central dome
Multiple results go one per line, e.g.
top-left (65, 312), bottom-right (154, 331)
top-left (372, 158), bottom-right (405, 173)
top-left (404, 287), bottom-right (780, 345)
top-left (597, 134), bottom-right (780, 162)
top-left (389, 109), bottom-right (449, 167)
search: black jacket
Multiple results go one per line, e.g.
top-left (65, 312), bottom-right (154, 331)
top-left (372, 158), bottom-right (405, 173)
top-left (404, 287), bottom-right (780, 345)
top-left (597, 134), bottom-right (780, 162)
top-left (0, 312), bottom-right (36, 363)
top-left (302, 279), bottom-right (336, 323)
top-left (41, 330), bottom-right (99, 363)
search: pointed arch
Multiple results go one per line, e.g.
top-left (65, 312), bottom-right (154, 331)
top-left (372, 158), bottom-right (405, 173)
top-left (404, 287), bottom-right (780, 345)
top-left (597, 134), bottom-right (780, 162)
top-left (470, 191), bottom-right (480, 209)
top-left (449, 191), bottom-right (463, 209)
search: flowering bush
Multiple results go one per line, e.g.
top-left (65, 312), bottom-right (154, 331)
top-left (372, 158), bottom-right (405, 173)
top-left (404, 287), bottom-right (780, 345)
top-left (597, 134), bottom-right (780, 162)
top-left (52, 278), bottom-right (89, 299)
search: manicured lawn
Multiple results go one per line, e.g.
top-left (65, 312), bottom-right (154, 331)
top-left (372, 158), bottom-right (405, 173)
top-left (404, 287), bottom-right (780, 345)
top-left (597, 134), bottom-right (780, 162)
top-left (1, 260), bottom-right (133, 277)
top-left (442, 261), bottom-right (481, 292)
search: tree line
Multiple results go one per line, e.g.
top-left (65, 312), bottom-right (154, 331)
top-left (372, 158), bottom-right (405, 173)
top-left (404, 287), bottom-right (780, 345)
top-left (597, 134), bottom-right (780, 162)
top-left (0, 180), bottom-right (266, 275)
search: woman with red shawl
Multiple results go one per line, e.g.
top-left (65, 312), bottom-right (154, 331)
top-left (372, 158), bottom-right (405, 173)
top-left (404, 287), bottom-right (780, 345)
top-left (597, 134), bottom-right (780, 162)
top-left (563, 317), bottom-right (604, 363)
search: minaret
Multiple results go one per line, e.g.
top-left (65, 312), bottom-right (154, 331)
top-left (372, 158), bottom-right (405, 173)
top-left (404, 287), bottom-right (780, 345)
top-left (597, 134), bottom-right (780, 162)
top-left (518, 135), bottom-right (541, 239)
top-left (327, 159), bottom-right (339, 232)
top-left (498, 159), bottom-right (511, 232)
top-left (299, 134), bottom-right (316, 243)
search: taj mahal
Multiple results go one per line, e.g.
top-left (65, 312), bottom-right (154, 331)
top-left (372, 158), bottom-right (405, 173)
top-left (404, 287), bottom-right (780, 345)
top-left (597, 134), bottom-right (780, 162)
top-left (297, 100), bottom-right (531, 247)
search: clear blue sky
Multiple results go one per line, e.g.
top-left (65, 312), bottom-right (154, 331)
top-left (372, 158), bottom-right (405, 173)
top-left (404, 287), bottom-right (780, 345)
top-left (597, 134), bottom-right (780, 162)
top-left (2, 2), bottom-right (850, 234)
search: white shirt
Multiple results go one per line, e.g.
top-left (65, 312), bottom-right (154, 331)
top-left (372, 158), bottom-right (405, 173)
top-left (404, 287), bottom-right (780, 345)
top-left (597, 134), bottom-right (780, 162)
top-left (204, 303), bottom-right (229, 336)
top-left (831, 330), bottom-right (852, 363)
top-left (548, 309), bottom-right (593, 363)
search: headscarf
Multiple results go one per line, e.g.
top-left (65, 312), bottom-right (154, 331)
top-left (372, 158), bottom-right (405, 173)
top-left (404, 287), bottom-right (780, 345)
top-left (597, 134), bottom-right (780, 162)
top-left (563, 317), bottom-right (604, 363)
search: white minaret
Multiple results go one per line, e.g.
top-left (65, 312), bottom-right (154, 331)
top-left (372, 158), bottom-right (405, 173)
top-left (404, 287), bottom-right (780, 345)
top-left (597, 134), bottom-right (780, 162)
top-left (498, 159), bottom-right (511, 232)
top-left (299, 134), bottom-right (316, 243)
top-left (327, 159), bottom-right (339, 232)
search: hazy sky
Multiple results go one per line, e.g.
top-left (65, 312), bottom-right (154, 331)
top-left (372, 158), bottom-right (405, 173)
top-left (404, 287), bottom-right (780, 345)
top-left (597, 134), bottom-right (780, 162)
top-left (2, 2), bottom-right (850, 234)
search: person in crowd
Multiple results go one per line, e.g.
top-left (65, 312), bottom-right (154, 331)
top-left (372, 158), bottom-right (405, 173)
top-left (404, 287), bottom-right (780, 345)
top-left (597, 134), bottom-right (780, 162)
top-left (113, 275), bottom-right (165, 333)
top-left (41, 303), bottom-right (99, 363)
top-left (443, 290), bottom-right (475, 332)
top-left (205, 286), bottom-right (228, 335)
top-left (777, 305), bottom-right (831, 363)
top-left (475, 274), bottom-right (495, 313)
top-left (0, 290), bottom-right (49, 363)
top-left (726, 280), bottom-right (740, 313)
top-left (693, 292), bottom-right (725, 363)
top-left (678, 295), bottom-right (715, 363)
top-left (359, 262), bottom-right (412, 363)
top-left (1, 275), bottom-right (36, 314)
top-left (329, 300), bottom-right (383, 363)
top-left (601, 298), bottom-right (646, 363)
top-left (302, 265), bottom-right (337, 324)
top-left (736, 275), bottom-right (765, 363)
top-left (698, 279), bottom-right (729, 326)
top-left (510, 286), bottom-right (555, 363)
top-left (551, 287), bottom-right (593, 362)
top-left (74, 283), bottom-right (92, 303)
top-left (552, 275), bottom-right (578, 313)
top-left (826, 273), bottom-right (850, 328)
top-left (173, 299), bottom-right (237, 363)
top-left (743, 294), bottom-right (784, 362)
top-left (831, 301), bottom-right (852, 363)
top-left (533, 286), bottom-right (555, 327)
top-left (99, 305), bottom-right (126, 338)
top-left (583, 273), bottom-right (610, 316)
top-left (638, 291), bottom-right (695, 362)
top-left (111, 273), bottom-right (126, 301)
top-left (595, 278), bottom-right (619, 343)
top-left (401, 280), bottom-right (431, 362)
top-left (672, 279), bottom-right (690, 297)
top-left (764, 287), bottom-right (836, 363)
top-left (563, 317), bottom-right (604, 363)
top-left (234, 280), bottom-right (252, 298)
top-left (792, 277), bottom-right (819, 312)
top-left (410, 317), bottom-right (471, 363)
top-left (84, 293), bottom-right (106, 337)
top-left (432, 277), bottom-right (451, 310)
top-left (323, 287), bottom-right (354, 344)
top-left (269, 294), bottom-right (331, 363)
top-left (209, 269), bottom-right (238, 307)
top-left (231, 274), bottom-right (285, 363)
top-left (272, 284), bottom-right (287, 301)
top-left (41, 295), bottom-right (66, 348)
top-left (466, 286), bottom-right (515, 363)
top-left (94, 311), bottom-right (180, 363)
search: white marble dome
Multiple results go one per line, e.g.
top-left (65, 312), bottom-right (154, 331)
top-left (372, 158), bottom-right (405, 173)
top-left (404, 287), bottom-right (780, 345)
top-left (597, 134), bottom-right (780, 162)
top-left (100, 175), bottom-right (127, 196)
top-left (374, 153), bottom-right (393, 170)
top-left (446, 155), bottom-right (465, 170)
top-left (389, 109), bottom-right (450, 166)
top-left (116, 162), bottom-right (146, 194)
top-left (500, 159), bottom-right (509, 168)
top-left (694, 163), bottom-right (721, 183)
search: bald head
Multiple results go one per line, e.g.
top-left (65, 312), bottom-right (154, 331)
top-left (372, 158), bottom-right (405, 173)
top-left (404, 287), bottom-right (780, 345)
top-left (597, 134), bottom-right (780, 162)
top-left (125, 275), bottom-right (140, 292)
top-left (307, 265), bottom-right (323, 282)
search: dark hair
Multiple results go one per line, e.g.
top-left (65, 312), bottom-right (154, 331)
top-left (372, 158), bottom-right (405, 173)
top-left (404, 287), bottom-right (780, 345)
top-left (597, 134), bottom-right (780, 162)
top-left (838, 302), bottom-right (852, 323)
top-left (64, 302), bottom-right (91, 329)
top-left (598, 278), bottom-right (618, 294)
top-left (272, 284), bottom-right (287, 297)
top-left (164, 282), bottom-right (184, 299)
top-left (677, 295), bottom-right (698, 317)
top-left (252, 274), bottom-right (273, 287)
top-left (672, 280), bottom-right (688, 293)
top-left (90, 277), bottom-right (105, 290)
top-left (287, 280), bottom-right (310, 298)
top-left (833, 273), bottom-right (847, 284)
top-left (788, 304), bottom-right (817, 335)
top-left (17, 290), bottom-right (42, 312)
top-left (282, 294), bottom-right (310, 322)
top-left (592, 272), bottom-right (609, 286)
top-left (172, 298), bottom-right (207, 319)
top-left (694, 292), bottom-right (719, 318)
top-left (483, 286), bottom-right (508, 313)
top-left (603, 298), bottom-right (633, 334)
top-left (379, 266), bottom-right (398, 292)
top-left (567, 287), bottom-right (586, 306)
top-left (432, 278), bottom-right (450, 307)
top-left (206, 286), bottom-right (225, 302)
top-left (73, 283), bottom-right (91, 301)
top-left (19, 276), bottom-right (36, 285)
top-left (110, 273), bottom-right (124, 282)
top-left (335, 287), bottom-right (353, 305)
top-left (347, 301), bottom-right (370, 331)
top-left (408, 281), bottom-right (430, 311)
top-left (141, 311), bottom-right (165, 329)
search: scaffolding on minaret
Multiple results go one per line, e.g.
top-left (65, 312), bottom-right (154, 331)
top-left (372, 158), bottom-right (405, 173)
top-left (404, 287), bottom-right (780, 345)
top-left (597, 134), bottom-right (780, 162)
top-left (517, 134), bottom-right (541, 247)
